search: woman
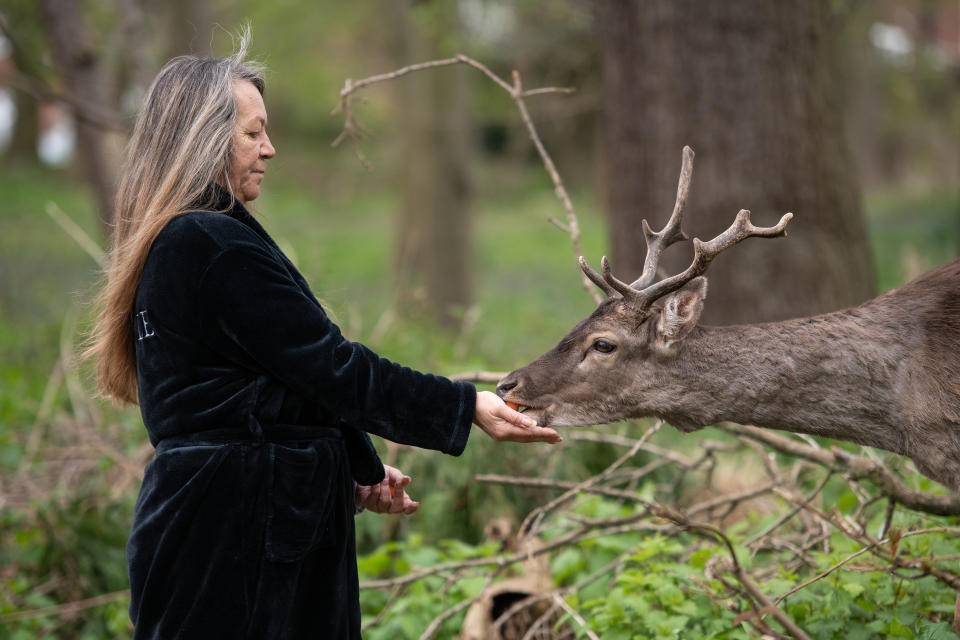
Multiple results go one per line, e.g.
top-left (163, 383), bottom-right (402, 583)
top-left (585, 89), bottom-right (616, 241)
top-left (86, 35), bottom-right (561, 639)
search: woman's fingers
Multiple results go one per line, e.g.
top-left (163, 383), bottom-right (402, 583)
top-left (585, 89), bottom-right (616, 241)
top-left (473, 390), bottom-right (562, 444)
top-left (388, 477), bottom-right (406, 513)
top-left (374, 481), bottom-right (392, 511)
top-left (498, 421), bottom-right (563, 443)
top-left (402, 494), bottom-right (419, 514)
top-left (488, 408), bottom-right (562, 443)
top-left (498, 404), bottom-right (540, 429)
top-left (356, 466), bottom-right (420, 515)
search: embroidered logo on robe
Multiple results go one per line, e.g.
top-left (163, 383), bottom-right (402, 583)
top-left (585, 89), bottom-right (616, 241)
top-left (135, 310), bottom-right (156, 341)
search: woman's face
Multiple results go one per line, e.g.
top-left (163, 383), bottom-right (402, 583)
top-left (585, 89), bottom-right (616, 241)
top-left (227, 80), bottom-right (275, 204)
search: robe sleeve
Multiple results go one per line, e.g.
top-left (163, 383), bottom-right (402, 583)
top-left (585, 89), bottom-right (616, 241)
top-left (197, 241), bottom-right (474, 456)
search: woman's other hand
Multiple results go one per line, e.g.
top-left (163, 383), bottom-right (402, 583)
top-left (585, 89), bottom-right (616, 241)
top-left (473, 390), bottom-right (562, 444)
top-left (355, 465), bottom-right (419, 515)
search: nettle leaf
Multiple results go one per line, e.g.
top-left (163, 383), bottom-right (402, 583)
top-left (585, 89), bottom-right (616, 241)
top-left (552, 547), bottom-right (586, 584)
top-left (656, 614), bottom-right (690, 635)
top-left (451, 575), bottom-right (487, 599)
top-left (656, 584), bottom-right (685, 608)
top-left (688, 547), bottom-right (713, 569)
top-left (886, 617), bottom-right (914, 638)
top-left (620, 594), bottom-right (651, 617)
top-left (786, 602), bottom-right (810, 621)
top-left (835, 489), bottom-right (859, 513)
top-left (842, 582), bottom-right (866, 598)
top-left (357, 548), bottom-right (392, 576)
top-left (439, 538), bottom-right (488, 559)
top-left (916, 620), bottom-right (958, 640)
top-left (854, 595), bottom-right (878, 612)
top-left (403, 545), bottom-right (443, 567)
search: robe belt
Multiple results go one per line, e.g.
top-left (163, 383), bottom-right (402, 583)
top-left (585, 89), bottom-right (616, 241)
top-left (154, 424), bottom-right (343, 455)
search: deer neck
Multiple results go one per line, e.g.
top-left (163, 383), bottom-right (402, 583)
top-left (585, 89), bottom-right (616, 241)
top-left (656, 308), bottom-right (908, 454)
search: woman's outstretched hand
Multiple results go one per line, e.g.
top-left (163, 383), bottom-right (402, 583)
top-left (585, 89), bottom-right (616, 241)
top-left (356, 464), bottom-right (419, 515)
top-left (473, 390), bottom-right (562, 444)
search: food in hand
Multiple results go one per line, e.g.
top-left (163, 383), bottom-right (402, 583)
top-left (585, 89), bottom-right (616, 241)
top-left (505, 401), bottom-right (520, 411)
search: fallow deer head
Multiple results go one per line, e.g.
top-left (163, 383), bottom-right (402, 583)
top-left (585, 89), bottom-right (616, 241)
top-left (497, 146), bottom-right (793, 429)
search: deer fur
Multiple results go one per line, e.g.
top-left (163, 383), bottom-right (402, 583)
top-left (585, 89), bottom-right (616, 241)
top-left (499, 258), bottom-right (960, 492)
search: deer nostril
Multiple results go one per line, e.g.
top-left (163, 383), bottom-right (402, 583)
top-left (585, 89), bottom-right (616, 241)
top-left (496, 380), bottom-right (518, 398)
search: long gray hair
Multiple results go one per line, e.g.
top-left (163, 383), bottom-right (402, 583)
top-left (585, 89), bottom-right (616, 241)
top-left (87, 30), bottom-right (265, 405)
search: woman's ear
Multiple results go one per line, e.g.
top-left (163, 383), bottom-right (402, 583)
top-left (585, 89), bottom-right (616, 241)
top-left (653, 277), bottom-right (708, 356)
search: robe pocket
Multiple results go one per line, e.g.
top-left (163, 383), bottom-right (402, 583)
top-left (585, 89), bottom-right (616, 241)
top-left (265, 441), bottom-right (342, 563)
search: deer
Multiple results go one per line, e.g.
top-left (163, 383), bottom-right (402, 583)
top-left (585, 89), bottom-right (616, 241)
top-left (497, 146), bottom-right (960, 493)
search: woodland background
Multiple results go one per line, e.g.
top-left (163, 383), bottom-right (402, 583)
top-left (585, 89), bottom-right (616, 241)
top-left (0, 1), bottom-right (959, 638)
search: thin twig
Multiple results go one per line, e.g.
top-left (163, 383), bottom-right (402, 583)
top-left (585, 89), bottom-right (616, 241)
top-left (744, 472), bottom-right (832, 547)
top-left (333, 54), bottom-right (601, 303)
top-left (362, 584), bottom-right (407, 632)
top-left (552, 594), bottom-right (599, 640)
top-left (520, 421), bottom-right (662, 536)
top-left (418, 570), bottom-right (500, 640)
top-left (46, 202), bottom-right (106, 267)
top-left (774, 527), bottom-right (960, 605)
top-left (718, 424), bottom-right (960, 516)
top-left (519, 601), bottom-right (562, 640)
top-left (0, 589), bottom-right (130, 624)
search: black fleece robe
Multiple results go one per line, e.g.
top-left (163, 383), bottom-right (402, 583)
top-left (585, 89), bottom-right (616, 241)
top-left (127, 186), bottom-right (476, 639)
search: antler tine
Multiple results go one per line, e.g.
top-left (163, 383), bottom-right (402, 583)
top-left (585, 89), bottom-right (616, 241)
top-left (578, 256), bottom-right (617, 298)
top-left (633, 209), bottom-right (794, 311)
top-left (630, 145), bottom-right (695, 289)
top-left (601, 256), bottom-right (643, 303)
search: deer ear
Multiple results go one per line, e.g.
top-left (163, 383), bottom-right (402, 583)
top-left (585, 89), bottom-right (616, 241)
top-left (653, 277), bottom-right (708, 356)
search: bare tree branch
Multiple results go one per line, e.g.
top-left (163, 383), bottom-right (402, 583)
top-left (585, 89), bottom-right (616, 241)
top-left (333, 54), bottom-right (603, 303)
top-left (0, 590), bottom-right (130, 624)
top-left (718, 424), bottom-right (960, 516)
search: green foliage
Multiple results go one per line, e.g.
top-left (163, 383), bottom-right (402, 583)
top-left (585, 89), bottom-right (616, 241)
top-left (357, 534), bottom-right (500, 640)
top-left (354, 506), bottom-right (960, 638)
top-left (0, 492), bottom-right (134, 639)
top-left (579, 537), bottom-right (751, 640)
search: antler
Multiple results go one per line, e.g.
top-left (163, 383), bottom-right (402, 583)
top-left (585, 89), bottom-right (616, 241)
top-left (630, 208), bottom-right (793, 310)
top-left (578, 145), bottom-right (694, 302)
top-left (579, 146), bottom-right (793, 313)
top-left (632, 145), bottom-right (694, 289)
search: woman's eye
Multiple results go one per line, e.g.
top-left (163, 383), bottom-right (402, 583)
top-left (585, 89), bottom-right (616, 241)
top-left (593, 340), bottom-right (616, 354)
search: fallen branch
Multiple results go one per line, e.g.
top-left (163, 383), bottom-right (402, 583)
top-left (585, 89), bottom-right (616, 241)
top-left (0, 589), bottom-right (130, 624)
top-left (718, 424), bottom-right (960, 516)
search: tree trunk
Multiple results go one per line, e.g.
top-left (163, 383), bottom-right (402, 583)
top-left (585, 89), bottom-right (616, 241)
top-left (38, 0), bottom-right (119, 235)
top-left (165, 0), bottom-right (213, 57)
top-left (595, 0), bottom-right (875, 324)
top-left (392, 0), bottom-right (472, 329)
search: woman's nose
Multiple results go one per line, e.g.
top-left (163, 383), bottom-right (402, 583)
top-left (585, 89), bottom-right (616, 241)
top-left (262, 134), bottom-right (276, 159)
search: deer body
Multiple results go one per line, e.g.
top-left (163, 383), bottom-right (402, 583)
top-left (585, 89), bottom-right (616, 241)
top-left (655, 260), bottom-right (960, 488)
top-left (499, 147), bottom-right (960, 492)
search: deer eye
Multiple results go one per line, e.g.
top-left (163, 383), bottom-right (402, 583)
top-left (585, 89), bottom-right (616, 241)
top-left (592, 340), bottom-right (616, 354)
